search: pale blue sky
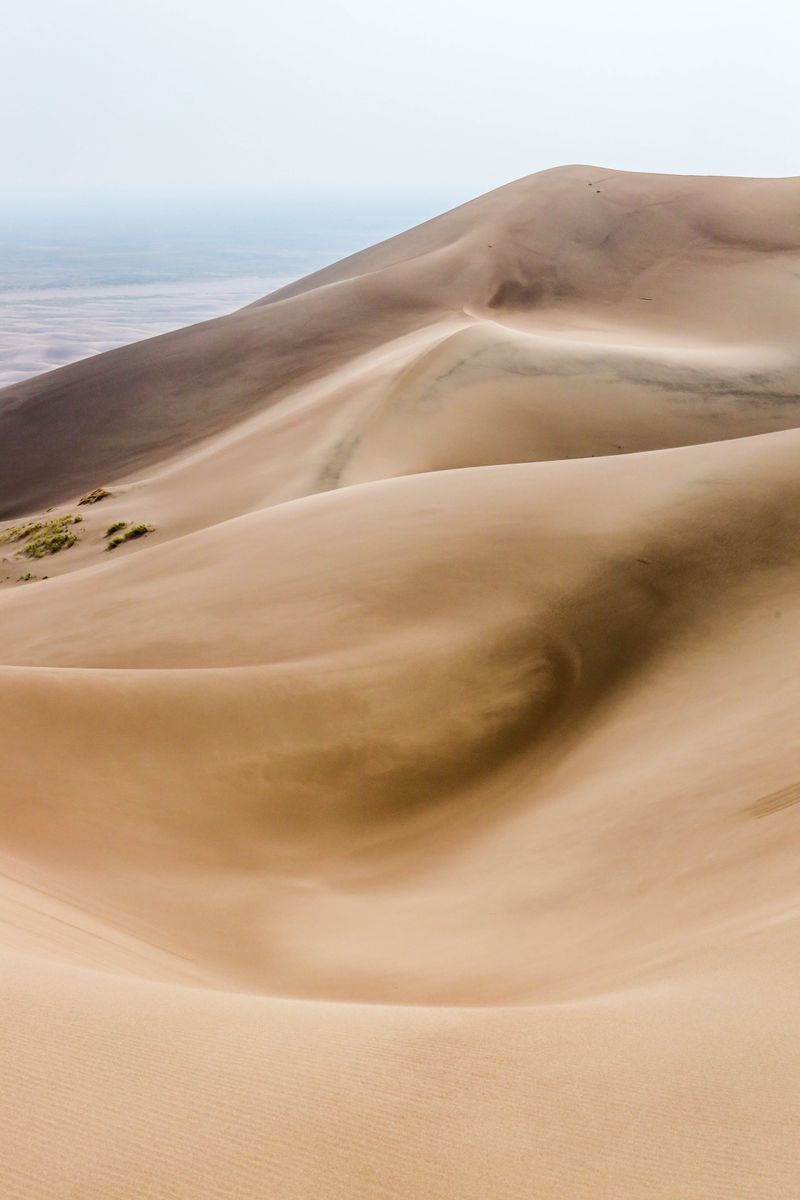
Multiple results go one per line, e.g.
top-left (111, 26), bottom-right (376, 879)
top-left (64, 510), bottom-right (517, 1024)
top-left (2, 0), bottom-right (799, 202)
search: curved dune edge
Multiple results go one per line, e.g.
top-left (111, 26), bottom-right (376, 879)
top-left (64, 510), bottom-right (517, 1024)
top-left (2, 167), bottom-right (800, 1196)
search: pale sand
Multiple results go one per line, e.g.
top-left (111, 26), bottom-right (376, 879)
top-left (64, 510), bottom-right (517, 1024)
top-left (1, 165), bottom-right (800, 1196)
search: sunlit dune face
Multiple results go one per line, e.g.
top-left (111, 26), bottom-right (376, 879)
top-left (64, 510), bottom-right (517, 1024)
top-left (2, 166), bottom-right (800, 1198)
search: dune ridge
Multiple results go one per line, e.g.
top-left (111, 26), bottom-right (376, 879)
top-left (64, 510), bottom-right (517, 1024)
top-left (1, 165), bottom-right (800, 1197)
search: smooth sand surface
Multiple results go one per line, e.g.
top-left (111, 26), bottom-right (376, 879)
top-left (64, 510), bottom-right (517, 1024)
top-left (1, 165), bottom-right (800, 1196)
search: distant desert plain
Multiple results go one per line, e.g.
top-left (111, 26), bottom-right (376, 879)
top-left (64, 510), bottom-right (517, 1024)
top-left (1, 165), bottom-right (800, 1197)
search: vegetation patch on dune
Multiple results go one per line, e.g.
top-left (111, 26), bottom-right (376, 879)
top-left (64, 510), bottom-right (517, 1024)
top-left (78, 486), bottom-right (112, 505)
top-left (105, 522), bottom-right (154, 550)
top-left (0, 513), bottom-right (82, 558)
top-left (0, 520), bottom-right (43, 545)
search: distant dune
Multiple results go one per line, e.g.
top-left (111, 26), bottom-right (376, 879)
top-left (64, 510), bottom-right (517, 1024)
top-left (1, 165), bottom-right (800, 1197)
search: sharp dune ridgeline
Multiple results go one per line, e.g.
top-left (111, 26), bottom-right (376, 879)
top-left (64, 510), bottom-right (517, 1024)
top-left (1, 164), bottom-right (800, 1197)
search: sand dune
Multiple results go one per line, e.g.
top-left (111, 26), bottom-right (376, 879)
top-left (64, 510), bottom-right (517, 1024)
top-left (1, 165), bottom-right (800, 1196)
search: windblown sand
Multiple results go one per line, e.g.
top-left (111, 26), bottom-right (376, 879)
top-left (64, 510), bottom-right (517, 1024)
top-left (1, 165), bottom-right (800, 1197)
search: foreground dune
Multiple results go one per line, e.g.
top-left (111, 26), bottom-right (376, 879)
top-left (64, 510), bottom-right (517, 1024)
top-left (1, 165), bottom-right (800, 1197)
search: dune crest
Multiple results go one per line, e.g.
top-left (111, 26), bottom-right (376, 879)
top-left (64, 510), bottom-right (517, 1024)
top-left (2, 166), bottom-right (800, 1197)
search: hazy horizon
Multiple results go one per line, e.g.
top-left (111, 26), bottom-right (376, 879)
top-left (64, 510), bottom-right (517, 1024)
top-left (0, 194), bottom-right (455, 386)
top-left (4, 0), bottom-right (799, 204)
top-left (4, 0), bottom-right (799, 385)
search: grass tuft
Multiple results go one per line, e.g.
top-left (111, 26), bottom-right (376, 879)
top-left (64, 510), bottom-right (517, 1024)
top-left (106, 522), bottom-right (154, 550)
top-left (0, 514), bottom-right (82, 558)
top-left (105, 521), bottom-right (128, 537)
top-left (0, 519), bottom-right (44, 544)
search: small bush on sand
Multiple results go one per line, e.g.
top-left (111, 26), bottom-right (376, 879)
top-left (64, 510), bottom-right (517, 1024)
top-left (78, 487), bottom-right (111, 505)
top-left (105, 521), bottom-right (128, 537)
top-left (0, 514), bottom-right (82, 558)
top-left (106, 522), bottom-right (154, 550)
top-left (0, 519), bottom-right (44, 544)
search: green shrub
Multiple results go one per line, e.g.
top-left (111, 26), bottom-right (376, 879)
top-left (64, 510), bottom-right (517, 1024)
top-left (105, 521), bottom-right (128, 537)
top-left (0, 519), bottom-right (44, 544)
top-left (106, 522), bottom-right (154, 550)
top-left (1, 513), bottom-right (82, 557)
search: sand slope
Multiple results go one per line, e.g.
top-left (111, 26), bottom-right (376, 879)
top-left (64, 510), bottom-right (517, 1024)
top-left (1, 166), bottom-right (800, 1197)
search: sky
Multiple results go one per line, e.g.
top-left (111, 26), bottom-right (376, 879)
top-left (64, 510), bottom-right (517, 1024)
top-left (2, 0), bottom-right (800, 206)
